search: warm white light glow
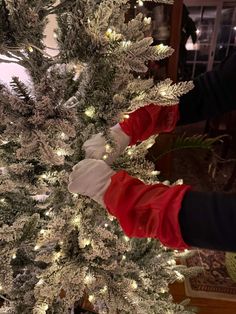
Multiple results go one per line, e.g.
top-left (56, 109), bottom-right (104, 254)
top-left (85, 106), bottom-right (95, 118)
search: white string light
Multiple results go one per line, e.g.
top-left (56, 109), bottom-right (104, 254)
top-left (103, 154), bottom-right (108, 160)
top-left (131, 280), bottom-right (138, 289)
top-left (34, 245), bottom-right (40, 251)
top-left (56, 148), bottom-right (67, 156)
top-left (151, 170), bottom-right (160, 176)
top-left (88, 295), bottom-right (95, 302)
top-left (101, 285), bottom-right (108, 294)
top-left (144, 17), bottom-right (151, 25)
top-left (84, 274), bottom-right (94, 285)
top-left (123, 114), bottom-right (130, 119)
top-left (84, 106), bottom-right (95, 118)
top-left (138, 0), bottom-right (144, 6)
top-left (123, 236), bottom-right (130, 242)
top-left (105, 144), bottom-right (112, 153)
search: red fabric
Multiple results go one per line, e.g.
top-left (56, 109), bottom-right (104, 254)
top-left (119, 103), bottom-right (179, 145)
top-left (104, 170), bottom-right (191, 250)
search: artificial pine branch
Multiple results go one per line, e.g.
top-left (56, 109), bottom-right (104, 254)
top-left (10, 77), bottom-right (33, 104)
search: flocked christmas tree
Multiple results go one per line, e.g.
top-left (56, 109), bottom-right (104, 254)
top-left (0, 1), bottom-right (202, 313)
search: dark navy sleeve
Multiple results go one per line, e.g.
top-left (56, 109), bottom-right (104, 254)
top-left (179, 190), bottom-right (236, 252)
top-left (178, 52), bottom-right (236, 125)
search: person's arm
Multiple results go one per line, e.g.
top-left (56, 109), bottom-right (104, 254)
top-left (179, 190), bottom-right (236, 252)
top-left (119, 104), bottom-right (179, 145)
top-left (104, 170), bottom-right (191, 249)
top-left (178, 52), bottom-right (236, 125)
top-left (68, 159), bottom-right (191, 250)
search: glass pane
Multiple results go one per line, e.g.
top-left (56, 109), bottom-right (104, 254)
top-left (194, 63), bottom-right (208, 77)
top-left (230, 27), bottom-right (236, 44)
top-left (183, 63), bottom-right (194, 80)
top-left (213, 61), bottom-right (221, 69)
top-left (196, 44), bottom-right (211, 61)
top-left (217, 26), bottom-right (231, 44)
top-left (202, 6), bottom-right (217, 24)
top-left (197, 25), bottom-right (215, 43)
top-left (221, 7), bottom-right (235, 25)
top-left (214, 44), bottom-right (228, 61)
top-left (228, 45), bottom-right (236, 56)
top-left (188, 6), bottom-right (202, 22)
top-left (186, 47), bottom-right (196, 61)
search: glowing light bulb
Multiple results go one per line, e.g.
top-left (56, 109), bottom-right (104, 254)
top-left (138, 0), bottom-right (144, 6)
top-left (85, 274), bottom-right (94, 284)
top-left (81, 238), bottom-right (91, 248)
top-left (0, 198), bottom-right (5, 203)
top-left (56, 148), bottom-right (66, 156)
top-left (45, 210), bottom-right (50, 216)
top-left (123, 236), bottom-right (130, 242)
top-left (103, 154), bottom-right (108, 160)
top-left (175, 271), bottom-right (184, 281)
top-left (85, 106), bottom-right (95, 118)
top-left (72, 216), bottom-right (81, 226)
top-left (0, 285), bottom-right (3, 291)
top-left (144, 17), bottom-right (151, 25)
top-left (40, 229), bottom-right (45, 235)
top-left (60, 132), bottom-right (67, 140)
top-left (175, 179), bottom-right (183, 185)
top-left (160, 288), bottom-right (167, 293)
top-left (53, 32), bottom-right (58, 38)
top-left (1, 140), bottom-right (9, 145)
top-left (104, 223), bottom-right (108, 228)
top-left (123, 114), bottom-right (130, 119)
top-left (107, 28), bottom-right (112, 34)
top-left (167, 259), bottom-right (176, 266)
top-left (101, 285), bottom-right (107, 294)
top-left (122, 255), bottom-right (126, 260)
top-left (37, 279), bottom-right (44, 286)
top-left (12, 253), bottom-right (16, 259)
top-left (105, 144), bottom-right (112, 153)
top-left (151, 170), bottom-right (160, 176)
top-left (34, 245), bottom-right (40, 251)
top-left (28, 46), bottom-right (34, 53)
top-left (162, 180), bottom-right (170, 186)
top-left (131, 280), bottom-right (138, 289)
top-left (160, 91), bottom-right (167, 97)
top-left (88, 295), bottom-right (95, 302)
top-left (127, 150), bottom-right (133, 156)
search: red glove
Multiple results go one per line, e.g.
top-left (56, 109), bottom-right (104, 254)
top-left (120, 103), bottom-right (179, 145)
top-left (104, 170), bottom-right (191, 250)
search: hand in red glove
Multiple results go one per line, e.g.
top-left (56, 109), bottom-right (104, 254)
top-left (68, 159), bottom-right (191, 250)
top-left (83, 103), bottom-right (179, 163)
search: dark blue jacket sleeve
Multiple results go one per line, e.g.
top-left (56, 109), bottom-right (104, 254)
top-left (178, 52), bottom-right (236, 125)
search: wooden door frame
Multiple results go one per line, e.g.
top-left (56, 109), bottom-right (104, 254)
top-left (183, 0), bottom-right (223, 71)
top-left (167, 0), bottom-right (183, 82)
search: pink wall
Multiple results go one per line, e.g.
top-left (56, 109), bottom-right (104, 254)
top-left (0, 15), bottom-right (58, 87)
